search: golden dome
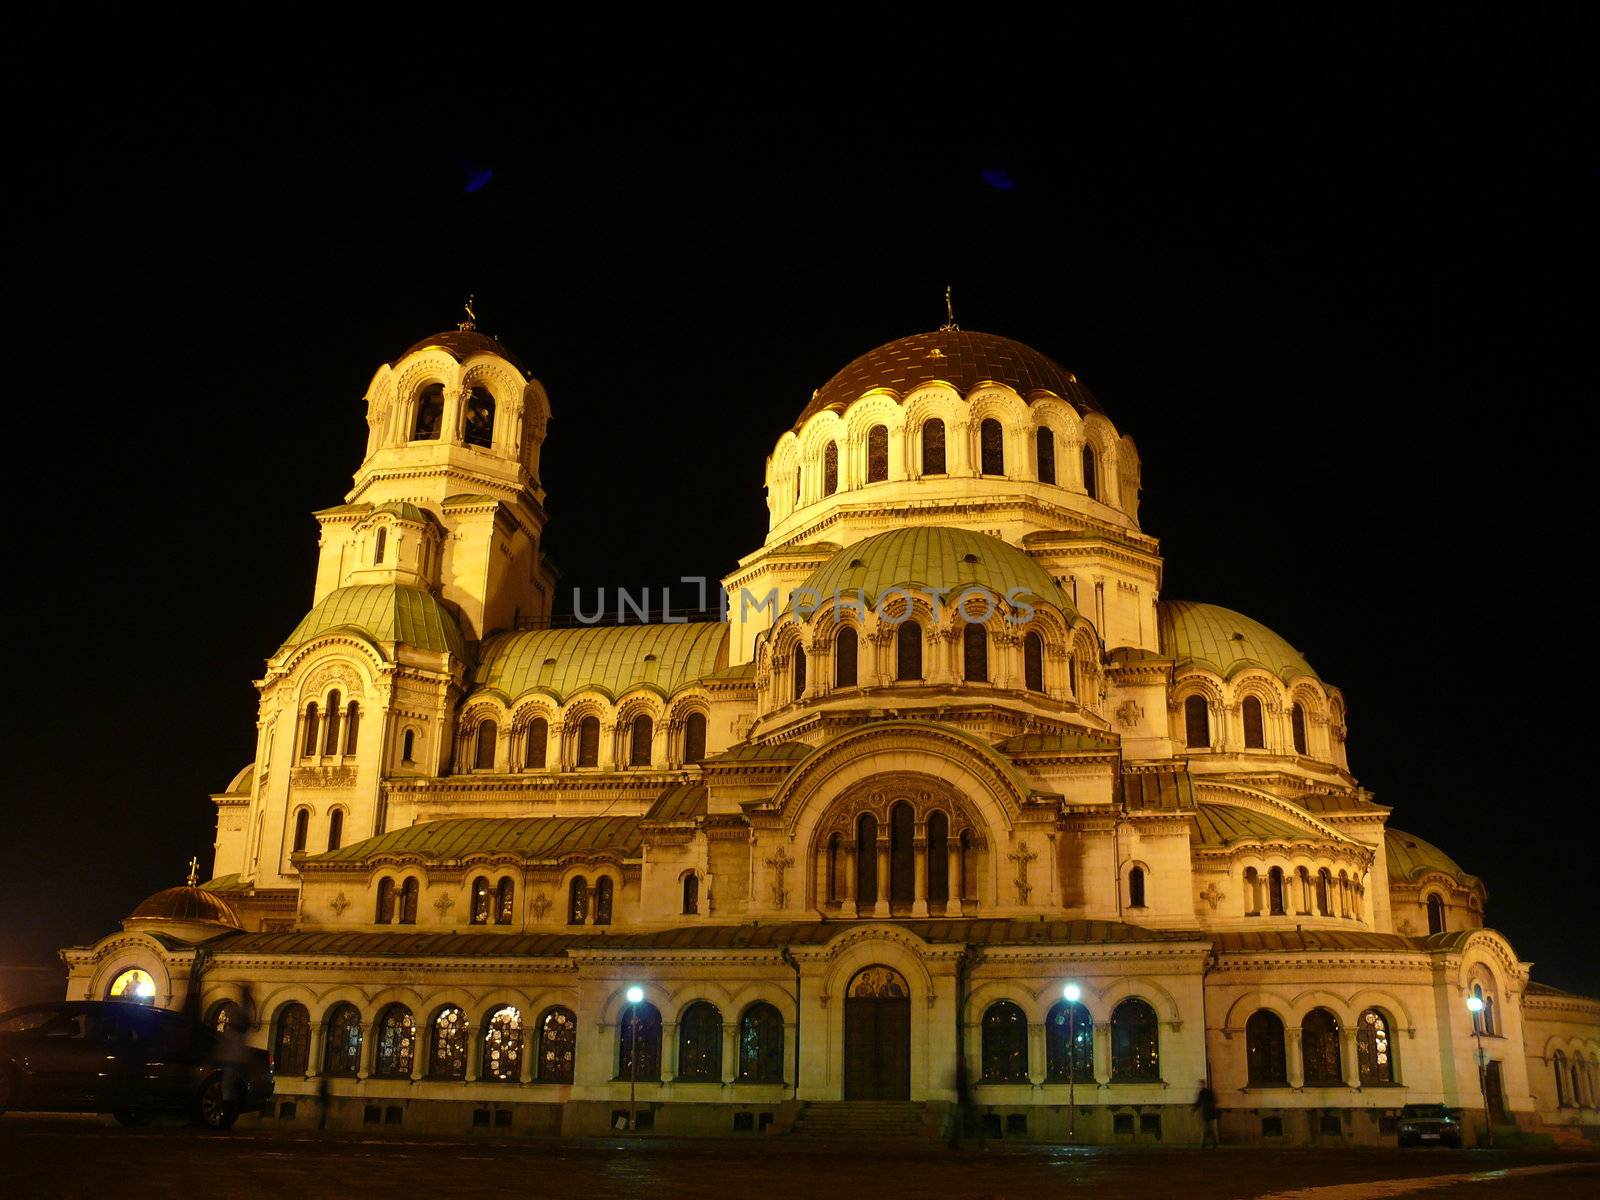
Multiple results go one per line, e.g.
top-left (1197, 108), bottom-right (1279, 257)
top-left (127, 886), bottom-right (242, 930)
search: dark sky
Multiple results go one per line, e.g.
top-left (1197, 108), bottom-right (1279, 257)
top-left (4, 12), bottom-right (1595, 996)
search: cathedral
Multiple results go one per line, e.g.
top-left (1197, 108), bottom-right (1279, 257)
top-left (63, 319), bottom-right (1600, 1144)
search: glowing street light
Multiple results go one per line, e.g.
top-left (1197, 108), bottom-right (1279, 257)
top-left (1062, 981), bottom-right (1082, 1138)
top-left (626, 985), bottom-right (645, 1133)
top-left (1465, 994), bottom-right (1492, 1148)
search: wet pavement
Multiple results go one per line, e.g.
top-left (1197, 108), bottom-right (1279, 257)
top-left (0, 1115), bottom-right (1596, 1199)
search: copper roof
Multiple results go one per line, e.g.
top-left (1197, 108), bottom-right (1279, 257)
top-left (396, 329), bottom-right (529, 377)
top-left (1384, 828), bottom-right (1482, 889)
top-left (308, 815), bottom-right (643, 865)
top-left (128, 886), bottom-right (242, 929)
top-left (795, 329), bottom-right (1103, 431)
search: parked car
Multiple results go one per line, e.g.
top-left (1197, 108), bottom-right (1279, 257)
top-left (0, 1000), bottom-right (273, 1130)
top-left (1397, 1103), bottom-right (1463, 1147)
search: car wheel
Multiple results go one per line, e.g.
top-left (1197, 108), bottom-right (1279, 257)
top-left (194, 1075), bottom-right (240, 1131)
top-left (114, 1108), bottom-right (151, 1128)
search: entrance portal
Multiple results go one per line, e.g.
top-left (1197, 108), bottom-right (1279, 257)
top-left (843, 965), bottom-right (911, 1100)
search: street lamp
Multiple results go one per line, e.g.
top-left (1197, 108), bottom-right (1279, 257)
top-left (1465, 995), bottom-right (1492, 1148)
top-left (1062, 982), bottom-right (1082, 1139)
top-left (626, 985), bottom-right (645, 1133)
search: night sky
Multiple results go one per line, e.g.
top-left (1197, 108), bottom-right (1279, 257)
top-left (5, 13), bottom-right (1594, 997)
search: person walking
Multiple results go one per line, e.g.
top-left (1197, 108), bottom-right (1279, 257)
top-left (1193, 1078), bottom-right (1220, 1148)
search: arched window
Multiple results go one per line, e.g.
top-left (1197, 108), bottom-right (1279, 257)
top-left (1082, 444), bottom-right (1099, 500)
top-left (1268, 866), bottom-right (1286, 916)
top-left (470, 876), bottom-right (491, 925)
top-left (376, 877), bottom-right (396, 924)
top-left (594, 876), bottom-right (614, 926)
top-left (889, 801), bottom-right (915, 904)
top-left (302, 702), bottom-right (319, 756)
top-left (677, 1001), bottom-right (722, 1081)
top-left (826, 832), bottom-right (844, 903)
top-left (208, 1000), bottom-right (245, 1034)
top-left (412, 383), bottom-right (444, 440)
top-left (835, 627), bottom-right (858, 688)
top-left (979, 418), bottom-right (1004, 475)
top-left (1023, 630), bottom-right (1045, 692)
top-left (681, 873), bottom-right (699, 915)
top-left (1036, 426), bottom-right (1056, 484)
top-left (629, 714), bottom-right (653, 766)
top-left (482, 1006), bottom-right (523, 1082)
top-left (856, 813), bottom-right (879, 906)
top-left (374, 1005), bottom-right (416, 1078)
top-left (1356, 1009), bottom-right (1393, 1085)
top-left (273, 1003), bottom-right (311, 1075)
top-left (327, 808), bottom-right (343, 852)
top-left (927, 810), bottom-right (950, 903)
top-left (1291, 702), bottom-right (1309, 755)
top-left (981, 1001), bottom-right (1029, 1081)
top-left (344, 701), bottom-right (359, 754)
top-left (1427, 893), bottom-right (1446, 935)
top-left (866, 424), bottom-right (889, 483)
top-left (1128, 865), bottom-right (1147, 909)
top-left (959, 828), bottom-right (976, 901)
top-left (792, 644), bottom-right (807, 700)
top-left (495, 877), bottom-right (514, 925)
top-left (1317, 869), bottom-right (1333, 917)
top-left (1046, 1000), bottom-right (1093, 1081)
top-left (794, 463), bottom-right (801, 504)
top-left (682, 711), bottom-right (707, 763)
top-left (577, 715), bottom-right (600, 768)
top-left (822, 441), bottom-right (838, 496)
top-left (464, 386), bottom-right (495, 449)
top-left (1246, 1010), bottom-right (1288, 1085)
top-left (618, 1001), bottom-right (662, 1080)
top-left (1243, 867), bottom-right (1262, 915)
top-left (374, 527), bottom-right (387, 564)
top-left (1301, 1008), bottom-right (1342, 1085)
top-left (399, 877), bottom-right (418, 924)
top-left (739, 1002), bottom-right (784, 1082)
top-left (962, 622), bottom-right (988, 683)
top-left (323, 1003), bottom-right (363, 1076)
top-left (1554, 1050), bottom-right (1569, 1106)
top-left (1110, 998), bottom-right (1160, 1082)
top-left (525, 718), bottom-right (548, 769)
top-left (921, 418), bottom-right (946, 474)
top-left (474, 720), bottom-right (497, 770)
top-left (567, 877), bottom-right (589, 926)
top-left (292, 808), bottom-right (309, 853)
top-left (1184, 695), bottom-right (1210, 747)
top-left (1295, 866), bottom-right (1312, 914)
top-left (1242, 696), bottom-right (1265, 749)
top-left (896, 620), bottom-right (923, 681)
top-left (537, 1007), bottom-right (577, 1083)
top-left (428, 1006), bottom-right (467, 1079)
top-left (323, 691), bottom-right (342, 756)
top-left (401, 728), bottom-right (416, 763)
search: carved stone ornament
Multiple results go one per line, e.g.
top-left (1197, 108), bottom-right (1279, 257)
top-left (531, 893), bottom-right (551, 920)
top-left (433, 892), bottom-right (455, 916)
top-left (329, 892), bottom-right (351, 917)
top-left (291, 766), bottom-right (358, 789)
top-left (766, 845), bottom-right (795, 909)
top-left (1116, 700), bottom-right (1144, 728)
top-left (1008, 841), bottom-right (1037, 903)
top-left (1200, 882), bottom-right (1225, 911)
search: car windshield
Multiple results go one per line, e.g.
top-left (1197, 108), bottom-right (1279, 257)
top-left (1402, 1104), bottom-right (1449, 1118)
top-left (0, 1007), bottom-right (60, 1035)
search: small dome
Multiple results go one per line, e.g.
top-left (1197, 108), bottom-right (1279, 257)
top-left (396, 329), bottom-right (529, 377)
top-left (279, 584), bottom-right (467, 658)
top-left (1385, 828), bottom-right (1481, 889)
top-left (1159, 601), bottom-right (1318, 683)
top-left (796, 329), bottom-right (1102, 431)
top-left (128, 886), bottom-right (241, 929)
top-left (795, 527), bottom-right (1073, 618)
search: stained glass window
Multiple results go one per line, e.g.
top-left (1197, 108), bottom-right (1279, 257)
top-left (1356, 1009), bottom-right (1392, 1085)
top-left (538, 1007), bottom-right (576, 1083)
top-left (274, 1003), bottom-right (310, 1075)
top-left (399, 878), bottom-right (418, 924)
top-left (470, 877), bottom-right (491, 925)
top-left (866, 424), bottom-right (888, 483)
top-left (483, 1006), bottom-right (523, 1082)
top-left (981, 1001), bottom-right (1028, 1081)
top-left (496, 877), bottom-right (515, 925)
top-left (1045, 1000), bottom-right (1093, 1081)
top-left (108, 969), bottom-right (155, 1005)
top-left (594, 877), bottom-right (614, 926)
top-left (1111, 998), bottom-right (1160, 1082)
top-left (429, 1006), bottom-right (467, 1079)
top-left (568, 877), bottom-right (588, 926)
top-left (374, 1006), bottom-right (415, 1078)
top-left (677, 1001), bottom-right (722, 1081)
top-left (1301, 1008), bottom-right (1342, 1085)
top-left (324, 1004), bottom-right (363, 1076)
top-left (618, 1002), bottom-right (662, 1080)
top-left (1246, 1010), bottom-right (1287, 1085)
top-left (738, 1003), bottom-right (784, 1082)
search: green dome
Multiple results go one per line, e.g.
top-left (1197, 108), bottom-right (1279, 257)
top-left (1385, 827), bottom-right (1480, 889)
top-left (369, 501), bottom-right (435, 525)
top-left (1158, 601), bottom-right (1318, 683)
top-left (795, 527), bottom-right (1073, 619)
top-left (280, 584), bottom-right (466, 658)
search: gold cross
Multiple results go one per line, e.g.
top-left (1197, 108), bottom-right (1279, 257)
top-left (186, 857), bottom-right (200, 886)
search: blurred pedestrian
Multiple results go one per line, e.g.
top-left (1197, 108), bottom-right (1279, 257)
top-left (1193, 1078), bottom-right (1220, 1148)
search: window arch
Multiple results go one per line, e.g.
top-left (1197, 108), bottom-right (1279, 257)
top-left (1291, 702), bottom-right (1309, 755)
top-left (682, 710), bottom-right (707, 763)
top-left (576, 715), bottom-right (600, 768)
top-left (981, 1001), bottom-right (1029, 1081)
top-left (856, 813), bottom-right (879, 906)
top-left (1024, 631), bottom-right (1045, 692)
top-left (495, 877), bottom-right (514, 925)
top-left (792, 644), bottom-right (807, 700)
top-left (1243, 867), bottom-right (1262, 915)
top-left (273, 1003), bottom-right (311, 1075)
top-left (1301, 1008), bottom-right (1342, 1085)
top-left (326, 807), bottom-right (344, 852)
top-left (323, 691), bottom-right (342, 756)
top-left (681, 872), bottom-right (699, 915)
top-left (1183, 694), bottom-right (1211, 748)
top-left (376, 877), bottom-right (396, 924)
top-left (1128, 864), bottom-right (1147, 909)
top-left (1110, 998), bottom-right (1160, 1081)
top-left (1046, 999), bottom-right (1093, 1081)
top-left (1426, 893), bottom-right (1446, 935)
top-left (470, 876), bottom-right (491, 925)
top-left (959, 828), bottom-right (976, 901)
top-left (889, 801), bottom-right (915, 905)
top-left (207, 1000), bottom-right (245, 1033)
top-left (1554, 1050), bottom-right (1569, 1106)
top-left (618, 1001), bottom-right (662, 1080)
top-left (1036, 426), bottom-right (1056, 484)
top-left (629, 714), bottom-right (653, 766)
top-left (677, 1001), bottom-right (722, 1081)
top-left (428, 1006), bottom-right (467, 1079)
top-left (1268, 866), bottom-right (1286, 916)
top-left (401, 728), bottom-right (416, 763)
top-left (1246, 1010), bottom-right (1288, 1085)
top-left (412, 383), bottom-right (444, 440)
top-left (1317, 868), bottom-right (1333, 917)
top-left (738, 1002), bottom-right (784, 1082)
top-left (866, 424), bottom-right (889, 483)
top-left (482, 1006), bottom-right (523, 1082)
top-left (323, 1003), bottom-right (363, 1076)
top-left (398, 877), bottom-right (418, 924)
top-left (979, 418), bottom-right (1004, 475)
top-left (567, 877), bottom-right (588, 925)
top-left (895, 620), bottom-right (923, 681)
top-left (302, 702), bottom-right (319, 756)
top-left (594, 876), bottom-right (614, 926)
top-left (1356, 1009), bottom-right (1394, 1085)
top-left (962, 622), bottom-right (988, 683)
top-left (826, 832), bottom-right (844, 903)
top-left (835, 627), bottom-right (858, 688)
top-left (927, 810), bottom-right (950, 904)
top-left (822, 441), bottom-right (838, 496)
top-left (464, 386), bottom-right (495, 448)
top-left (374, 526), bottom-right (387, 565)
top-left (537, 1007), bottom-right (577, 1082)
top-left (373, 1005), bottom-right (416, 1078)
top-left (525, 717), bottom-right (548, 769)
top-left (474, 720), bottom-right (497, 770)
top-left (921, 418), bottom-right (946, 474)
top-left (1082, 444), bottom-right (1099, 500)
top-left (292, 808), bottom-right (309, 854)
top-left (343, 701), bottom-right (359, 754)
top-left (1242, 695), bottom-right (1265, 748)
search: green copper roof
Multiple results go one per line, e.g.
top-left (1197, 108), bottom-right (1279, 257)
top-left (645, 783), bottom-right (709, 822)
top-left (1159, 600), bottom-right (1318, 683)
top-left (1385, 827), bottom-right (1481, 888)
top-left (309, 816), bottom-right (642, 865)
top-left (998, 731), bottom-right (1118, 755)
top-left (1192, 802), bottom-right (1324, 847)
top-left (795, 527), bottom-right (1073, 619)
top-left (369, 501), bottom-right (433, 524)
top-left (473, 621), bottom-right (727, 702)
top-left (281, 585), bottom-right (467, 658)
top-left (1121, 766), bottom-right (1198, 811)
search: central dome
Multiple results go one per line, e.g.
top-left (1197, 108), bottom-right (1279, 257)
top-left (796, 329), bottom-right (1103, 430)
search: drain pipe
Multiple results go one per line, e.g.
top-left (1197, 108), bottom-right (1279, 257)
top-left (781, 946), bottom-right (801, 1103)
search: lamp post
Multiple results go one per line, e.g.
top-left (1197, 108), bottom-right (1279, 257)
top-left (625, 985), bottom-right (644, 1133)
top-left (1062, 982), bottom-right (1081, 1139)
top-left (1465, 994), bottom-right (1492, 1148)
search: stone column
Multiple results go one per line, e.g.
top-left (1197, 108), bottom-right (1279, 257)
top-left (410, 1036), bottom-right (427, 1081)
top-left (1285, 1027), bottom-right (1305, 1088)
top-left (946, 840), bottom-right (963, 917)
top-left (1093, 1024), bottom-right (1112, 1085)
top-left (912, 838), bottom-right (928, 917)
top-left (663, 1022), bottom-right (679, 1082)
top-left (307, 1023), bottom-right (326, 1081)
top-left (841, 845), bottom-right (857, 918)
top-left (875, 838), bottom-right (891, 917)
top-left (519, 1021), bottom-right (537, 1084)
top-left (722, 1022), bottom-right (739, 1085)
top-left (1341, 1027), bottom-right (1362, 1088)
top-left (358, 1022), bottom-right (377, 1080)
top-left (1028, 1022), bottom-right (1046, 1086)
top-left (467, 1024), bottom-right (484, 1082)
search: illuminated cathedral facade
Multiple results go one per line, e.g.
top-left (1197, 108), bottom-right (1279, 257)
top-left (63, 319), bottom-right (1600, 1143)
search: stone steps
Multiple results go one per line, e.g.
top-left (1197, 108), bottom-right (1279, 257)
top-left (791, 1101), bottom-right (933, 1139)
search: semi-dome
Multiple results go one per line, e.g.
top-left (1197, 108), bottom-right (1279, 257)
top-left (280, 584), bottom-right (467, 658)
top-left (794, 329), bottom-right (1103, 431)
top-left (396, 328), bottom-right (529, 377)
top-left (795, 527), bottom-right (1074, 617)
top-left (126, 886), bottom-right (241, 930)
top-left (1159, 600), bottom-right (1318, 683)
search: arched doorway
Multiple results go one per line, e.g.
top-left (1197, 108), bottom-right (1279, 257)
top-left (843, 965), bottom-right (911, 1099)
